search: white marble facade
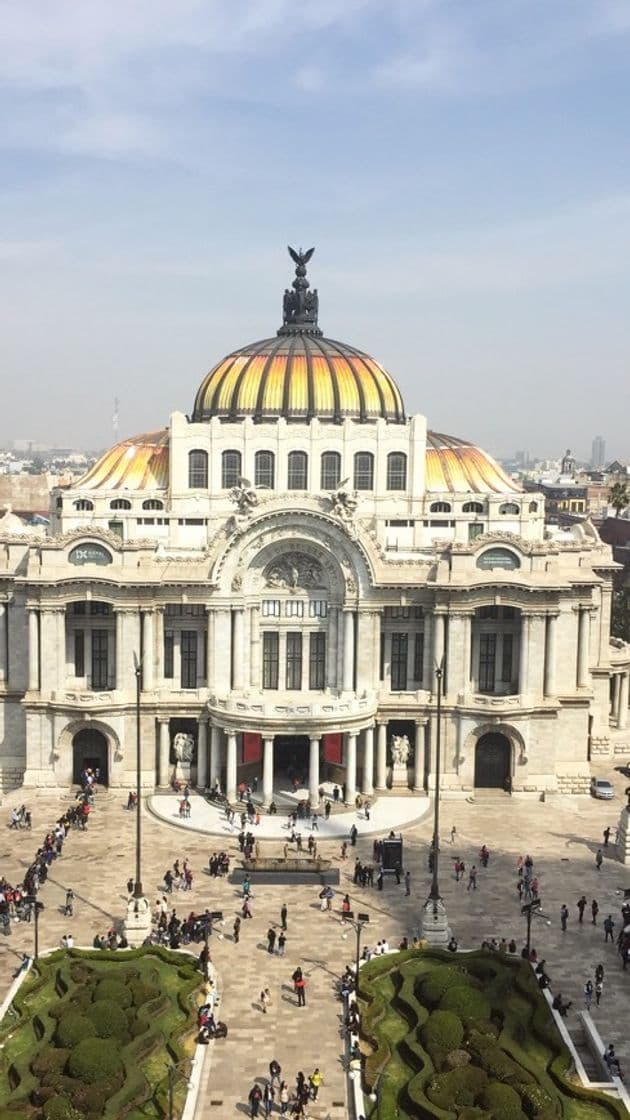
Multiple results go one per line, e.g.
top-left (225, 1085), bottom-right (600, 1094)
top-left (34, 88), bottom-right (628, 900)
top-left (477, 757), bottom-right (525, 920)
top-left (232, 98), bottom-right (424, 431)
top-left (1, 255), bottom-right (629, 800)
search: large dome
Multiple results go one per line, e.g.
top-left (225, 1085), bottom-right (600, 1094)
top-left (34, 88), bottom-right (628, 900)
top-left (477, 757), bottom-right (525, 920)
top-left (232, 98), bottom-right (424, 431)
top-left (192, 247), bottom-right (405, 424)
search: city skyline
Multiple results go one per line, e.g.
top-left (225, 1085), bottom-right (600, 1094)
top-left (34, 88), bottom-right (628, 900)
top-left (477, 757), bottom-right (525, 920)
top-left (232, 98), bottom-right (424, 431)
top-left (1, 2), bottom-right (630, 455)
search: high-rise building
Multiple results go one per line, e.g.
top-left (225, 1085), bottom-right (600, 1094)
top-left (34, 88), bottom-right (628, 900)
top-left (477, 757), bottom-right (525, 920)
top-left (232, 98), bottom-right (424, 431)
top-left (591, 435), bottom-right (606, 469)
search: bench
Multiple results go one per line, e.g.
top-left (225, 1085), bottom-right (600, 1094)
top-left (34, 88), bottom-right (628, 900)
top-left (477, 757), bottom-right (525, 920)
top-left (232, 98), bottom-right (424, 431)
top-left (578, 1011), bottom-right (617, 1083)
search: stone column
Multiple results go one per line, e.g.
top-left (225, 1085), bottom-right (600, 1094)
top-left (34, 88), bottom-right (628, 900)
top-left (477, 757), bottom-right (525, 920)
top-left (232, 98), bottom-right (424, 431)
top-left (528, 614), bottom-right (546, 699)
top-left (414, 719), bottom-right (426, 791)
top-left (432, 612), bottom-right (445, 691)
top-left (250, 606), bottom-right (260, 689)
top-left (375, 721), bottom-right (387, 790)
top-left (57, 608), bottom-right (66, 689)
top-left (226, 730), bottom-right (238, 802)
top-left (28, 608), bottom-right (39, 691)
top-left (158, 719), bottom-right (170, 786)
top-left (206, 609), bottom-right (213, 688)
top-left (210, 724), bottom-right (222, 787)
top-left (544, 614), bottom-right (557, 698)
top-left (577, 607), bottom-right (590, 689)
top-left (309, 736), bottom-right (320, 805)
top-left (0, 601), bottom-right (6, 682)
top-left (155, 608), bottom-right (164, 687)
top-left (326, 606), bottom-right (338, 690)
top-left (345, 730), bottom-right (357, 804)
top-left (611, 673), bottom-right (620, 719)
top-left (197, 719), bottom-right (208, 788)
top-left (263, 736), bottom-right (274, 807)
top-left (115, 609), bottom-right (125, 691)
top-left (422, 614), bottom-right (432, 689)
top-left (39, 609), bottom-right (60, 694)
top-left (362, 726), bottom-right (374, 796)
top-left (232, 609), bottom-right (245, 690)
top-left (142, 610), bottom-right (155, 691)
top-left (618, 674), bottom-right (629, 731)
top-left (213, 609), bottom-right (231, 693)
top-left (519, 614), bottom-right (530, 697)
top-left (342, 609), bottom-right (355, 692)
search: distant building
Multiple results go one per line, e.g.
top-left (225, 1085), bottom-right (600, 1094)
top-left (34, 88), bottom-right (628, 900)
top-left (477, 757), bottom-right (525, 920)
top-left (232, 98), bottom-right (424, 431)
top-left (591, 435), bottom-right (606, 470)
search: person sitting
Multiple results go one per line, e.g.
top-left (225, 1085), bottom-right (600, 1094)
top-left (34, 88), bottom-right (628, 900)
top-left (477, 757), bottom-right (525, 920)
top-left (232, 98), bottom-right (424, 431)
top-left (552, 992), bottom-right (571, 1016)
top-left (447, 936), bottom-right (458, 952)
top-left (604, 1044), bottom-right (623, 1077)
top-left (269, 800), bottom-right (277, 815)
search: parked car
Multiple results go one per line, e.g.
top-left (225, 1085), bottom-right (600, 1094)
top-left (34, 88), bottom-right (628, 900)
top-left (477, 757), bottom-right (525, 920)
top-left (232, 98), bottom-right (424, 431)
top-left (591, 777), bottom-right (615, 800)
top-left (615, 762), bottom-right (630, 779)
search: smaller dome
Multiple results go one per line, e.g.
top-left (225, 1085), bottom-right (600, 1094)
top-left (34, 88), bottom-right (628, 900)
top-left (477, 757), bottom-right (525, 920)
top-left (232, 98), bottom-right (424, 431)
top-left (76, 430), bottom-right (168, 491)
top-left (426, 431), bottom-right (518, 494)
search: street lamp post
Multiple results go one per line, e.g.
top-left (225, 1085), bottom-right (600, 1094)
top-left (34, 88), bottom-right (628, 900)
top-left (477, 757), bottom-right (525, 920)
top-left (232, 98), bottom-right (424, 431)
top-left (167, 1058), bottom-right (195, 1120)
top-left (421, 662), bottom-right (450, 944)
top-left (133, 653), bottom-right (143, 899)
top-left (202, 910), bottom-right (223, 982)
top-left (521, 898), bottom-right (542, 954)
top-left (26, 896), bottom-right (44, 960)
top-left (346, 911), bottom-right (370, 1002)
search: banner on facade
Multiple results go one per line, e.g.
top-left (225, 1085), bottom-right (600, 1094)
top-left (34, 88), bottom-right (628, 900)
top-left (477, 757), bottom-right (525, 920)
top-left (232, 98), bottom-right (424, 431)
top-left (242, 733), bottom-right (262, 763)
top-left (323, 732), bottom-right (342, 764)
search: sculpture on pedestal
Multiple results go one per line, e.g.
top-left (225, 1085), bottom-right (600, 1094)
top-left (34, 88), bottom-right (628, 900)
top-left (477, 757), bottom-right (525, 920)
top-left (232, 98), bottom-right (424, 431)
top-left (391, 734), bottom-right (410, 767)
top-left (173, 733), bottom-right (195, 763)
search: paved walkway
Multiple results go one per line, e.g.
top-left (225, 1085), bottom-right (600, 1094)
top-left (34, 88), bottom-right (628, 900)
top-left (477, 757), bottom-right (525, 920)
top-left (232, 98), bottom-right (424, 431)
top-left (148, 790), bottom-right (431, 839)
top-left (0, 767), bottom-right (629, 1118)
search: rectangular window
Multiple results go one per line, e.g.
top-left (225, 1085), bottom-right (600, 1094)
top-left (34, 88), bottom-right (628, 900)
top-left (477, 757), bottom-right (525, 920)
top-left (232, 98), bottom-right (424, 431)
top-left (164, 630), bottom-right (174, 679)
top-left (414, 632), bottom-right (424, 683)
top-left (309, 600), bottom-right (328, 618)
top-left (286, 631), bottom-right (303, 690)
top-left (309, 632), bottom-right (326, 689)
top-left (285, 600), bottom-right (304, 618)
top-left (74, 631), bottom-right (85, 677)
top-left (469, 522), bottom-right (484, 541)
top-left (90, 602), bottom-right (111, 615)
top-left (165, 604), bottom-right (205, 617)
top-left (391, 632), bottom-right (408, 691)
top-left (501, 634), bottom-right (514, 682)
top-left (479, 633), bottom-right (497, 693)
top-left (72, 602), bottom-right (86, 615)
top-left (262, 632), bottom-right (279, 690)
top-left (108, 520), bottom-right (123, 538)
top-left (181, 630), bottom-right (198, 689)
top-left (91, 630), bottom-right (109, 690)
top-left (262, 599), bottom-right (280, 618)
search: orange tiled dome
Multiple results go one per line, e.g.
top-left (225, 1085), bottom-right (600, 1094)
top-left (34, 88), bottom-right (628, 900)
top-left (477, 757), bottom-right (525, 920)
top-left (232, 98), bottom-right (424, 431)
top-left (76, 430), bottom-right (169, 491)
top-left (426, 432), bottom-right (518, 494)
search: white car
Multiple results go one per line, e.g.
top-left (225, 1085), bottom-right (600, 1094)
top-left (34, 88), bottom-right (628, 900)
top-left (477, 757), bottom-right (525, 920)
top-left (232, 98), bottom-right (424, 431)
top-left (591, 777), bottom-right (615, 800)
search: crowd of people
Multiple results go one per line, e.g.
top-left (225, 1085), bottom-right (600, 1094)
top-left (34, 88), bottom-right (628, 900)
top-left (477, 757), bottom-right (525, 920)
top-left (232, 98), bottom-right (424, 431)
top-left (248, 1061), bottom-right (324, 1118)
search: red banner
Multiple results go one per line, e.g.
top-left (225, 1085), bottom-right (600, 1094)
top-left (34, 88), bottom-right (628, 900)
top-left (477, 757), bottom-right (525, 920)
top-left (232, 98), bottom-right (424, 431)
top-left (323, 732), bottom-right (342, 764)
top-left (242, 733), bottom-right (262, 764)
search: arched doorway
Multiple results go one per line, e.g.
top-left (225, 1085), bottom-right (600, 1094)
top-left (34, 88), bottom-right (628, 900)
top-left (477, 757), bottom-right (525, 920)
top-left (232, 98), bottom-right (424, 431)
top-left (72, 728), bottom-right (109, 786)
top-left (474, 732), bottom-right (511, 789)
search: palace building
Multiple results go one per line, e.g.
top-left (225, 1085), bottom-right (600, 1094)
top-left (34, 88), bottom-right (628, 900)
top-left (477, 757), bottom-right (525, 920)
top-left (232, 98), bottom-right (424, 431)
top-left (1, 248), bottom-right (629, 800)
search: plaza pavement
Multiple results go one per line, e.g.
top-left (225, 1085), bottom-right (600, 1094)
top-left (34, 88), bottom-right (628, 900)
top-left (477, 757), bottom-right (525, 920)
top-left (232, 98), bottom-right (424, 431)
top-left (0, 764), bottom-right (629, 1118)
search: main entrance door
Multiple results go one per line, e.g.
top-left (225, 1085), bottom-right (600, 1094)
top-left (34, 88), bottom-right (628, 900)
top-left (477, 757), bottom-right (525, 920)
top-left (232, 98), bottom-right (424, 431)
top-left (72, 728), bottom-right (109, 786)
top-left (474, 732), bottom-right (511, 789)
top-left (274, 735), bottom-right (309, 785)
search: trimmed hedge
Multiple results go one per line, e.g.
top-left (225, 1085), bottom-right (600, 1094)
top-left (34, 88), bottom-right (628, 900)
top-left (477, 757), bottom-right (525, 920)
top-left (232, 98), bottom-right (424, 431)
top-left (67, 1038), bottom-right (124, 1086)
top-left (420, 1010), bottom-right (464, 1063)
top-left (420, 966), bottom-right (467, 1007)
top-left (439, 985), bottom-right (491, 1022)
top-left (426, 1065), bottom-right (488, 1110)
top-left (93, 979), bottom-right (132, 1008)
top-left (54, 1013), bottom-right (96, 1050)
top-left (85, 998), bottom-right (129, 1041)
top-left (43, 1097), bottom-right (85, 1120)
top-left (480, 1080), bottom-right (526, 1119)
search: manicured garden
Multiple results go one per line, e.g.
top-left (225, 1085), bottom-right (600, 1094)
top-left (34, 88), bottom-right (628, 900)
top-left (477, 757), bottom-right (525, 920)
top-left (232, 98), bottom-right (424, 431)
top-left (0, 946), bottom-right (202, 1120)
top-left (360, 949), bottom-right (626, 1120)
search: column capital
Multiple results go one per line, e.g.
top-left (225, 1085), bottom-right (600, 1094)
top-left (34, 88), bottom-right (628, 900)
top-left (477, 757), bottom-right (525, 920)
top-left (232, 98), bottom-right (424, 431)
top-left (414, 717), bottom-right (429, 727)
top-left (156, 715), bottom-right (170, 725)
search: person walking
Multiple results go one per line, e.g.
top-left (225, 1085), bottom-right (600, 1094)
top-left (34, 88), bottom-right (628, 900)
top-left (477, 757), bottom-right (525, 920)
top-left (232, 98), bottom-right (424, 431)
top-left (267, 927), bottom-right (276, 954)
top-left (584, 979), bottom-right (593, 1010)
top-left (279, 1081), bottom-right (290, 1115)
top-left (248, 1083), bottom-right (263, 1117)
top-left (280, 903), bottom-right (288, 931)
top-left (292, 966), bottom-right (306, 1006)
top-left (233, 916), bottom-right (241, 944)
top-left (269, 1059), bottom-right (281, 1091)
top-left (64, 889), bottom-right (75, 917)
top-left (595, 849), bottom-right (603, 872)
top-left (467, 866), bottom-right (477, 891)
top-left (309, 1068), bottom-right (323, 1100)
top-left (577, 895), bottom-right (587, 923)
top-left (591, 899), bottom-right (599, 925)
top-left (404, 870), bottom-right (411, 896)
top-left (595, 979), bottom-right (603, 1007)
top-left (242, 898), bottom-right (253, 919)
top-left (603, 914), bottom-right (615, 943)
top-left (278, 932), bottom-right (286, 957)
top-left (450, 825), bottom-right (457, 844)
top-left (603, 826), bottom-right (611, 847)
top-left (595, 962), bottom-right (605, 986)
top-left (260, 987), bottom-right (272, 1014)
top-left (560, 904), bottom-right (569, 932)
top-left (263, 1082), bottom-right (274, 1117)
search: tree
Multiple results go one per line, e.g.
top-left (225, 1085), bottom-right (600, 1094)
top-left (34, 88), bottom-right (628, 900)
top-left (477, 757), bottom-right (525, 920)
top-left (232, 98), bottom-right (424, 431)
top-left (609, 481), bottom-right (630, 517)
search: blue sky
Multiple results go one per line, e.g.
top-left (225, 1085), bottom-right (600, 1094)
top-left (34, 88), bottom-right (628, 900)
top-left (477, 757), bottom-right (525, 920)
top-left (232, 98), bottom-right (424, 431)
top-left (1, 0), bottom-right (630, 459)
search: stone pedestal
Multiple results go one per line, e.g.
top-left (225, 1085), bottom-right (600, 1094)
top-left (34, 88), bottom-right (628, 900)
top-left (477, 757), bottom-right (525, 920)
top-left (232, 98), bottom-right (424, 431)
top-left (391, 762), bottom-right (409, 789)
top-left (617, 807), bottom-right (630, 864)
top-left (420, 896), bottom-right (450, 945)
top-left (175, 762), bottom-right (192, 788)
top-left (123, 895), bottom-right (152, 948)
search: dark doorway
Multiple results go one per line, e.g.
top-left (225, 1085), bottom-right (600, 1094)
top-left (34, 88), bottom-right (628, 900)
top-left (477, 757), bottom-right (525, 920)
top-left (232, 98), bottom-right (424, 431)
top-left (274, 735), bottom-right (310, 784)
top-left (72, 728), bottom-right (109, 786)
top-left (474, 732), bottom-right (511, 789)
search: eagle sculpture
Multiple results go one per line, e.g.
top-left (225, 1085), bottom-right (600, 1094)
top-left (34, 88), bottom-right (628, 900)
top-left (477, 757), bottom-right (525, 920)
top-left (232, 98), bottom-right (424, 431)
top-left (288, 246), bottom-right (315, 267)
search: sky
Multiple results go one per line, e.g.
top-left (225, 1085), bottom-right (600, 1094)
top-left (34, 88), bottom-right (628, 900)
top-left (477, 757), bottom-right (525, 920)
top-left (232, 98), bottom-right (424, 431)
top-left (1, 0), bottom-right (630, 461)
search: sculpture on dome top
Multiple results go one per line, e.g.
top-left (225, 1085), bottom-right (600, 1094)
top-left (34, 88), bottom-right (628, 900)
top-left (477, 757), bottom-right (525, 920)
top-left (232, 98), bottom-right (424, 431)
top-left (278, 245), bottom-right (322, 336)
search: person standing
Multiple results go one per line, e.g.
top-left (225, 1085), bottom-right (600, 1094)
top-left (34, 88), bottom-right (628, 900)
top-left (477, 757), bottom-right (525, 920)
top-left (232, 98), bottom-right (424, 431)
top-left (269, 1059), bottom-right (281, 1091)
top-left (450, 825), bottom-right (457, 844)
top-left (603, 826), bottom-right (611, 847)
top-left (603, 914), bottom-right (615, 943)
top-left (279, 1082), bottom-right (289, 1115)
top-left (595, 979), bottom-right (603, 1007)
top-left (233, 916), bottom-right (241, 944)
top-left (280, 903), bottom-right (288, 931)
top-left (467, 866), bottom-right (477, 891)
top-left (292, 966), bottom-right (306, 1006)
top-left (577, 895), bottom-right (587, 923)
top-left (591, 899), bottom-right (599, 925)
top-left (267, 927), bottom-right (276, 954)
top-left (278, 932), bottom-right (286, 957)
top-left (263, 1082), bottom-right (274, 1117)
top-left (560, 904), bottom-right (569, 932)
top-left (248, 1083), bottom-right (263, 1117)
top-left (260, 987), bottom-right (271, 1014)
top-left (584, 978), bottom-right (593, 1009)
top-left (595, 849), bottom-right (603, 872)
top-left (404, 870), bottom-right (411, 896)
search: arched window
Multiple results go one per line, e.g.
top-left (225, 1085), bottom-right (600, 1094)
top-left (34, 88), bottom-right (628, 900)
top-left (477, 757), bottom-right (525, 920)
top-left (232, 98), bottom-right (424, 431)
top-left (287, 451), bottom-right (308, 490)
top-left (430, 501), bottom-right (452, 513)
top-left (463, 501), bottom-right (484, 514)
top-left (188, 449), bottom-right (208, 489)
top-left (354, 452), bottom-right (374, 491)
top-left (255, 450), bottom-right (275, 489)
top-left (386, 452), bottom-right (407, 491)
top-left (73, 499), bottom-right (94, 512)
top-left (476, 548), bottom-right (521, 570)
top-left (320, 451), bottom-right (341, 490)
top-left (110, 498), bottom-right (131, 510)
top-left (221, 450), bottom-right (241, 489)
top-left (528, 500), bottom-right (538, 513)
top-left (69, 543), bottom-right (112, 566)
top-left (499, 502), bottom-right (520, 515)
top-left (142, 499), bottom-right (164, 510)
